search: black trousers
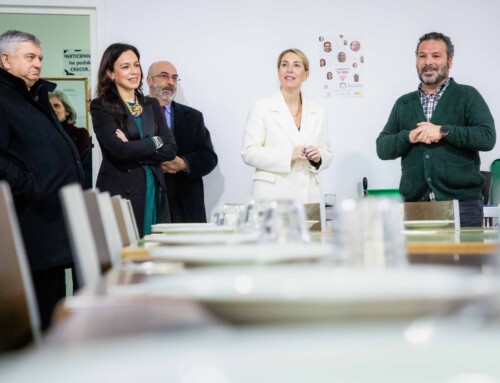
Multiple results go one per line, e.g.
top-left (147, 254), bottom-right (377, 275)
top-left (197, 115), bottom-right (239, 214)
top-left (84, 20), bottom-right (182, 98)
top-left (31, 266), bottom-right (68, 331)
top-left (459, 200), bottom-right (484, 228)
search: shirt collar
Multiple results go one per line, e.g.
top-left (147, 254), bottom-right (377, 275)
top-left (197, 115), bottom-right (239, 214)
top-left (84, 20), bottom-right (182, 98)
top-left (418, 77), bottom-right (451, 96)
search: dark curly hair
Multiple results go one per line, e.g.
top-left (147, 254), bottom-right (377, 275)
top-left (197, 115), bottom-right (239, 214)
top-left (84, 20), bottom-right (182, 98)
top-left (415, 32), bottom-right (454, 59)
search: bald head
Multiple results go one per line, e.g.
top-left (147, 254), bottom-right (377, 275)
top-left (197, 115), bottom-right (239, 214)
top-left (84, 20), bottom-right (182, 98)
top-left (148, 60), bottom-right (176, 76)
top-left (147, 60), bottom-right (178, 106)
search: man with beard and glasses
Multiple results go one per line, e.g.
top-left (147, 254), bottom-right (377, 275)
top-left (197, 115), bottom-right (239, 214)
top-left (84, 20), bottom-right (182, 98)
top-left (376, 32), bottom-right (495, 227)
top-left (147, 61), bottom-right (218, 223)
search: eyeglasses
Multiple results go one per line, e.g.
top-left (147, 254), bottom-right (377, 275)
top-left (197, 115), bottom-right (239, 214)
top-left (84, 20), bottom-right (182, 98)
top-left (149, 73), bottom-right (181, 82)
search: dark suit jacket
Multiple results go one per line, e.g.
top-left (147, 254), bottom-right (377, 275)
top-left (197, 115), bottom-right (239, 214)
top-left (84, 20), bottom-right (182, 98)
top-left (165, 101), bottom-right (218, 223)
top-left (61, 122), bottom-right (93, 190)
top-left (91, 94), bottom-right (177, 236)
top-left (0, 69), bottom-right (84, 271)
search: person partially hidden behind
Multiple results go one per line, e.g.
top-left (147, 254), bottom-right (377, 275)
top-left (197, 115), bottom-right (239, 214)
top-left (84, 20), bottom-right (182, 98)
top-left (49, 90), bottom-right (92, 189)
top-left (376, 32), bottom-right (496, 227)
top-left (147, 61), bottom-right (218, 223)
top-left (0, 30), bottom-right (84, 330)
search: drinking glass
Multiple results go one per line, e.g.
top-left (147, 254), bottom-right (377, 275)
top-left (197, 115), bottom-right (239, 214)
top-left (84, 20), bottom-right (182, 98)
top-left (211, 203), bottom-right (244, 227)
top-left (331, 197), bottom-right (406, 267)
top-left (259, 199), bottom-right (310, 243)
top-left (238, 198), bottom-right (272, 233)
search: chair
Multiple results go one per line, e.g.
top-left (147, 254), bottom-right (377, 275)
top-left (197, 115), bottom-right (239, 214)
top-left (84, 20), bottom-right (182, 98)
top-left (403, 200), bottom-right (460, 230)
top-left (491, 159), bottom-right (500, 205)
top-left (60, 183), bottom-right (101, 289)
top-left (0, 181), bottom-right (41, 351)
top-left (304, 202), bottom-right (326, 232)
top-left (125, 199), bottom-right (140, 240)
top-left (483, 205), bottom-right (499, 228)
top-left (111, 195), bottom-right (140, 246)
top-left (84, 190), bottom-right (123, 272)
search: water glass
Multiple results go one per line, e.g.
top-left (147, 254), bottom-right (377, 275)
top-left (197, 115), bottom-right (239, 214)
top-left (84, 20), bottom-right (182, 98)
top-left (331, 197), bottom-right (406, 267)
top-left (211, 203), bottom-right (244, 227)
top-left (259, 199), bottom-right (310, 243)
top-left (238, 198), bottom-right (272, 233)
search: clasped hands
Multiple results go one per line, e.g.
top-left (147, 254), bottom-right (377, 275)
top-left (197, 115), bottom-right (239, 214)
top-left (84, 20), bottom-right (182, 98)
top-left (161, 156), bottom-right (186, 174)
top-left (292, 145), bottom-right (321, 163)
top-left (409, 122), bottom-right (444, 145)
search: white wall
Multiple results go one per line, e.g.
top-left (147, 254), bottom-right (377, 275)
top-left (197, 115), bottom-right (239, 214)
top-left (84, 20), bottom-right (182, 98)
top-left (7, 0), bottom-right (499, 216)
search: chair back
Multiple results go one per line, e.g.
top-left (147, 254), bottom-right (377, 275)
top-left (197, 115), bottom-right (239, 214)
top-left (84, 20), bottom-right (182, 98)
top-left (483, 205), bottom-right (500, 228)
top-left (111, 195), bottom-right (140, 246)
top-left (84, 191), bottom-right (122, 272)
top-left (491, 159), bottom-right (500, 205)
top-left (304, 202), bottom-right (326, 232)
top-left (60, 183), bottom-right (100, 288)
top-left (403, 200), bottom-right (460, 230)
top-left (125, 199), bottom-right (140, 240)
top-left (0, 181), bottom-right (41, 351)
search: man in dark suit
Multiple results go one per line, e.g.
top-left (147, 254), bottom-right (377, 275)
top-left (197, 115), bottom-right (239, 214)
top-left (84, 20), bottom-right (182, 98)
top-left (147, 61), bottom-right (218, 223)
top-left (0, 30), bottom-right (84, 330)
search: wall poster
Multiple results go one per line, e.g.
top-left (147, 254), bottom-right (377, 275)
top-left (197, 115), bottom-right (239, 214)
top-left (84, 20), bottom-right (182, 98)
top-left (318, 34), bottom-right (364, 98)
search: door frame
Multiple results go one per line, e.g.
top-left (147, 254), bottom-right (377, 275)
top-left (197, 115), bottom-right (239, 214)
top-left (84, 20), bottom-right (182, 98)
top-left (0, 0), bottom-right (105, 186)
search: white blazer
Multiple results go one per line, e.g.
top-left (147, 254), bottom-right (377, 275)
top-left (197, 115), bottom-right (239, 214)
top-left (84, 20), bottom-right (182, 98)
top-left (241, 90), bottom-right (332, 203)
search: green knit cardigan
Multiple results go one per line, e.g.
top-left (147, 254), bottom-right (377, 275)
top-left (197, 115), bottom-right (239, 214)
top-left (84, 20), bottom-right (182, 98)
top-left (376, 79), bottom-right (496, 202)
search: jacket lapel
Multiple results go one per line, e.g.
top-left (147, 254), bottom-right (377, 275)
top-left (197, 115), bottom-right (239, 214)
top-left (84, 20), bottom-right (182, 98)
top-left (298, 96), bottom-right (317, 143)
top-left (270, 90), bottom-right (301, 146)
top-left (140, 102), bottom-right (156, 138)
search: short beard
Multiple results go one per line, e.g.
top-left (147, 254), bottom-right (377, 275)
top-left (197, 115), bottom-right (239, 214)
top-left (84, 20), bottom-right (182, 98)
top-left (151, 84), bottom-right (176, 104)
top-left (418, 65), bottom-right (449, 86)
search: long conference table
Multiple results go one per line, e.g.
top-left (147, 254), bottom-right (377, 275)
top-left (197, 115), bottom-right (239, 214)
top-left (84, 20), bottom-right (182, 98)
top-left (1, 225), bottom-right (500, 382)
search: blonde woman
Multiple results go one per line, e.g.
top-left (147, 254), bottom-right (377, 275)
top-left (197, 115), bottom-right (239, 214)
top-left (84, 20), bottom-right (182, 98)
top-left (242, 48), bottom-right (332, 203)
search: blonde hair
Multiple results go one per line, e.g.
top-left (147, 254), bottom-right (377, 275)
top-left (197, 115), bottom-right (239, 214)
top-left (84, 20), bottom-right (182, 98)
top-left (276, 48), bottom-right (309, 72)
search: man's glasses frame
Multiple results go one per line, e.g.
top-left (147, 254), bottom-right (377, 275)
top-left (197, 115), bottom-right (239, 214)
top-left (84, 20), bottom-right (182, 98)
top-left (149, 73), bottom-right (181, 82)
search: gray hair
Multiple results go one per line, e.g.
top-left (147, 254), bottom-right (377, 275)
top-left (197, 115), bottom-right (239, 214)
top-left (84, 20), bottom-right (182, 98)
top-left (0, 30), bottom-right (41, 57)
top-left (49, 90), bottom-right (77, 124)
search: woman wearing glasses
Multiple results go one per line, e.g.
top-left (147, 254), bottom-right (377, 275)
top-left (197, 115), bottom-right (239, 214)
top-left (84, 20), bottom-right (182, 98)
top-left (241, 48), bottom-right (332, 203)
top-left (91, 43), bottom-right (177, 236)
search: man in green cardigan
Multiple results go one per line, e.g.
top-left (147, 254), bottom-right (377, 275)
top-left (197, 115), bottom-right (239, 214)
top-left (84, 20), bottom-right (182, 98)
top-left (376, 32), bottom-right (496, 227)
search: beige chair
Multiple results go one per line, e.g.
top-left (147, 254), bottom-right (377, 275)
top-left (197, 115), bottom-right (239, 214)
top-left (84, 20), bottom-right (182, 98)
top-left (0, 181), bottom-right (41, 351)
top-left (125, 199), bottom-right (140, 240)
top-left (60, 183), bottom-right (101, 289)
top-left (111, 195), bottom-right (140, 246)
top-left (403, 200), bottom-right (460, 230)
top-left (304, 202), bottom-right (326, 232)
top-left (84, 190), bottom-right (123, 272)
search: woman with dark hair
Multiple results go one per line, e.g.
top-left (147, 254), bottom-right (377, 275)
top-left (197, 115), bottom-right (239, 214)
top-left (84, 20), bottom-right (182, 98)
top-left (49, 90), bottom-right (92, 189)
top-left (90, 43), bottom-right (177, 236)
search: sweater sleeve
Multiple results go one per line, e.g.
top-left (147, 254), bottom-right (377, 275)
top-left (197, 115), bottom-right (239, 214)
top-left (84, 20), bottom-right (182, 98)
top-left (440, 87), bottom-right (496, 152)
top-left (376, 98), bottom-right (414, 160)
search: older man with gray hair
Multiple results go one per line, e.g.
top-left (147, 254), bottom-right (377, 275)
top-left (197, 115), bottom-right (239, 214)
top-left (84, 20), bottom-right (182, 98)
top-left (0, 30), bottom-right (84, 330)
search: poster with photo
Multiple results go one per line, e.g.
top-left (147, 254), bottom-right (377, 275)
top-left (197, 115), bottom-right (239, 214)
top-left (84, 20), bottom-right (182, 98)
top-left (318, 34), bottom-right (364, 98)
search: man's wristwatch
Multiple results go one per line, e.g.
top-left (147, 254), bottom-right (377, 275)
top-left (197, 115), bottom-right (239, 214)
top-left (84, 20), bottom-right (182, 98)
top-left (440, 125), bottom-right (450, 137)
top-left (152, 136), bottom-right (163, 150)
